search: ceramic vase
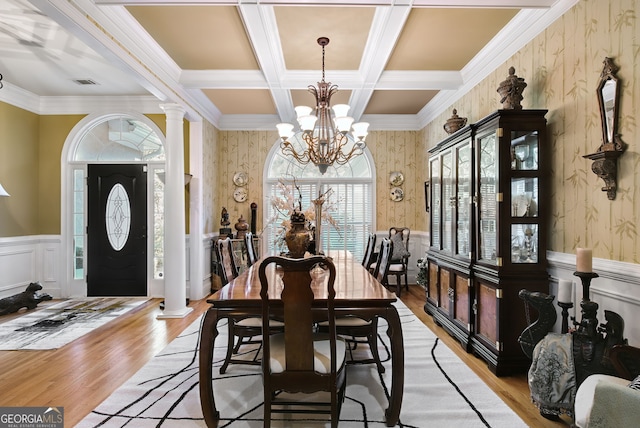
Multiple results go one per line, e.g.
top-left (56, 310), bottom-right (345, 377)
top-left (285, 220), bottom-right (310, 258)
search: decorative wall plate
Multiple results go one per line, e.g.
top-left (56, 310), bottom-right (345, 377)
top-left (389, 171), bottom-right (404, 186)
top-left (390, 187), bottom-right (404, 202)
top-left (233, 187), bottom-right (248, 203)
top-left (233, 171), bottom-right (248, 187)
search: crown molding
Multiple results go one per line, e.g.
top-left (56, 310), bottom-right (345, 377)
top-left (39, 96), bottom-right (166, 115)
top-left (0, 82), bottom-right (41, 114)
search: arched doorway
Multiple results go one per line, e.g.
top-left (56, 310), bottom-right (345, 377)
top-left (61, 113), bottom-right (166, 297)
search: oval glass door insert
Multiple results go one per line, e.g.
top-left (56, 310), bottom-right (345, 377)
top-left (105, 183), bottom-right (131, 251)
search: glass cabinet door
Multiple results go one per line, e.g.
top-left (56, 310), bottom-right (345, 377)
top-left (511, 177), bottom-right (538, 217)
top-left (442, 151), bottom-right (454, 253)
top-left (510, 129), bottom-right (540, 263)
top-left (430, 157), bottom-right (441, 249)
top-left (477, 131), bottom-right (498, 264)
top-left (456, 142), bottom-right (471, 257)
top-left (510, 130), bottom-right (539, 171)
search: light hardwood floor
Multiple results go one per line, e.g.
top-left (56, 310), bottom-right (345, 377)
top-left (0, 286), bottom-right (572, 427)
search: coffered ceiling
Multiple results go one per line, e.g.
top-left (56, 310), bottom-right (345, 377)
top-left (0, 0), bottom-right (572, 130)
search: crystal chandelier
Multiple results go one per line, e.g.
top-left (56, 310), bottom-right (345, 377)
top-left (277, 37), bottom-right (369, 175)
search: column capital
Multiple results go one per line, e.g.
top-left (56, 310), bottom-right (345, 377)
top-left (160, 103), bottom-right (186, 119)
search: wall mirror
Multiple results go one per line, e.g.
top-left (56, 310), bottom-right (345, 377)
top-left (597, 57), bottom-right (621, 150)
top-left (583, 57), bottom-right (626, 200)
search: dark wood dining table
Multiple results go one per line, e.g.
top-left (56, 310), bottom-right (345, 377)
top-left (198, 250), bottom-right (404, 427)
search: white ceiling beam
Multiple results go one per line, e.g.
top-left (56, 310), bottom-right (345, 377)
top-left (181, 70), bottom-right (268, 89)
top-left (376, 71), bottom-right (462, 90)
top-left (180, 69), bottom-right (462, 91)
top-left (347, 3), bottom-right (412, 120)
top-left (237, 3), bottom-right (294, 122)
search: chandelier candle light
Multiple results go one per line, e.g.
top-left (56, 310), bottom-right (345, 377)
top-left (277, 37), bottom-right (369, 174)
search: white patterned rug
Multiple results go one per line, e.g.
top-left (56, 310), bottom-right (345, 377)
top-left (0, 298), bottom-right (149, 350)
top-left (77, 301), bottom-right (526, 427)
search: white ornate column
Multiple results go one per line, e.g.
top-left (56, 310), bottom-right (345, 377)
top-left (158, 103), bottom-right (193, 319)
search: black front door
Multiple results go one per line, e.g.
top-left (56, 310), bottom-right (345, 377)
top-left (87, 164), bottom-right (147, 296)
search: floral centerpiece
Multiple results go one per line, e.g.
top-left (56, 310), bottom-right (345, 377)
top-left (268, 177), bottom-right (338, 255)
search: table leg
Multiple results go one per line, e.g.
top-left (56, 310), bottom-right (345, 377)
top-left (383, 306), bottom-right (404, 426)
top-left (199, 307), bottom-right (220, 427)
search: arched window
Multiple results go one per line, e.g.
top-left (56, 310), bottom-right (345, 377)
top-left (264, 134), bottom-right (375, 260)
top-left (74, 116), bottom-right (165, 161)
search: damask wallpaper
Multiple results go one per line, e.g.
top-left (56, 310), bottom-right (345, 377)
top-left (202, 120), bottom-right (218, 234)
top-left (215, 130), bottom-right (275, 234)
top-left (365, 131), bottom-right (423, 232)
top-left (422, 0), bottom-right (639, 264)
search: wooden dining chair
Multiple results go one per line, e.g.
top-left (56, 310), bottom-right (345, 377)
top-left (215, 237), bottom-right (238, 286)
top-left (386, 227), bottom-right (411, 297)
top-left (362, 232), bottom-right (377, 271)
top-left (216, 237), bottom-right (283, 374)
top-left (320, 232), bottom-right (385, 373)
top-left (244, 231), bottom-right (258, 267)
top-left (374, 238), bottom-right (394, 286)
top-left (258, 255), bottom-right (347, 427)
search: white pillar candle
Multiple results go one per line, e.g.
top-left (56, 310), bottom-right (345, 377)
top-left (576, 248), bottom-right (593, 272)
top-left (558, 279), bottom-right (573, 304)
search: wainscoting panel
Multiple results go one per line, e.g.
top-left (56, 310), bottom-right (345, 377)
top-left (0, 235), bottom-right (61, 298)
top-left (547, 251), bottom-right (640, 347)
top-left (0, 249), bottom-right (35, 293)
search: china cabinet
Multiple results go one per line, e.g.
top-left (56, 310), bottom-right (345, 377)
top-left (426, 109), bottom-right (549, 375)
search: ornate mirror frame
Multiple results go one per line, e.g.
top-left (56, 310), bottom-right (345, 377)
top-left (583, 57), bottom-right (626, 200)
top-left (597, 57), bottom-right (621, 150)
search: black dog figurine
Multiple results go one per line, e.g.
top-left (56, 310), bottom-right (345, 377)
top-left (0, 282), bottom-right (52, 316)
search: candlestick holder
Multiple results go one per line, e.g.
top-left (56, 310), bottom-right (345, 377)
top-left (573, 271), bottom-right (599, 301)
top-left (557, 301), bottom-right (574, 334)
top-left (572, 271), bottom-right (601, 357)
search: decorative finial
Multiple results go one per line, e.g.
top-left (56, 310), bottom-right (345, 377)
top-left (497, 66), bottom-right (527, 109)
top-left (443, 108), bottom-right (468, 134)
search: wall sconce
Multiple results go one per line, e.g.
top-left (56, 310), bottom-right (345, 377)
top-left (0, 183), bottom-right (10, 197)
top-left (583, 57), bottom-right (626, 200)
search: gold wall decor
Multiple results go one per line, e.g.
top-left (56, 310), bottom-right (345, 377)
top-left (583, 57), bottom-right (626, 200)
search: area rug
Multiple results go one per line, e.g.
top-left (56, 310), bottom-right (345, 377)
top-left (77, 301), bottom-right (526, 427)
top-left (0, 297), bottom-right (149, 350)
